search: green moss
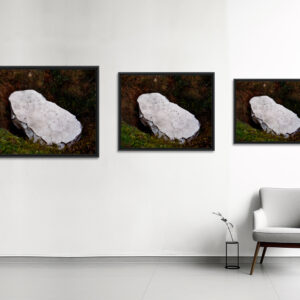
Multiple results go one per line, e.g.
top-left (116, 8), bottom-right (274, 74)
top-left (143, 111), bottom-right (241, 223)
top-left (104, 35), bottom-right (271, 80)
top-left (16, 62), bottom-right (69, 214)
top-left (235, 120), bottom-right (289, 143)
top-left (0, 128), bottom-right (62, 155)
top-left (120, 121), bottom-right (184, 149)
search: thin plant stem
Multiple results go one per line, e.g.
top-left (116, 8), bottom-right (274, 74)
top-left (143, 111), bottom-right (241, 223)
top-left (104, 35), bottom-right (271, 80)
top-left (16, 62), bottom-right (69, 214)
top-left (212, 212), bottom-right (235, 242)
top-left (226, 223), bottom-right (234, 242)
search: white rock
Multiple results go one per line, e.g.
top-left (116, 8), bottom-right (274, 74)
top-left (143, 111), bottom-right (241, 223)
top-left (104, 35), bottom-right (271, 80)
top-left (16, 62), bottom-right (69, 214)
top-left (137, 93), bottom-right (200, 143)
top-left (9, 90), bottom-right (82, 148)
top-left (250, 95), bottom-right (300, 137)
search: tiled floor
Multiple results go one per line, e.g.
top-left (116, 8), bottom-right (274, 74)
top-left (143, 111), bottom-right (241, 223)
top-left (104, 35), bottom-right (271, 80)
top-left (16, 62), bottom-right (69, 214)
top-left (0, 260), bottom-right (298, 300)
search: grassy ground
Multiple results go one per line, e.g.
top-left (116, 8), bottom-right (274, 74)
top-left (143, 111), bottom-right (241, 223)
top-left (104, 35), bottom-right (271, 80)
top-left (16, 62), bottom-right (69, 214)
top-left (0, 128), bottom-right (62, 155)
top-left (120, 122), bottom-right (184, 149)
top-left (235, 120), bottom-right (295, 143)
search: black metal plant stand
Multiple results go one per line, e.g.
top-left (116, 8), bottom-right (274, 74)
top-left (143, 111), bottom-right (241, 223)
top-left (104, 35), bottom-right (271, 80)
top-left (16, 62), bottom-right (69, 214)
top-left (225, 241), bottom-right (240, 269)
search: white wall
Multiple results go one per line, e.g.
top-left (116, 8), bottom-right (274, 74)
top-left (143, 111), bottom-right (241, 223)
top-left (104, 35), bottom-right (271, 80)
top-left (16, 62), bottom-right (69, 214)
top-left (228, 0), bottom-right (300, 256)
top-left (0, 0), bottom-right (299, 256)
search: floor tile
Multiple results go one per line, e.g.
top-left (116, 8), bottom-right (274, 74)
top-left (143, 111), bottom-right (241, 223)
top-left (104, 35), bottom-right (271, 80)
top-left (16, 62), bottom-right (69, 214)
top-left (143, 263), bottom-right (278, 300)
top-left (263, 263), bottom-right (300, 300)
top-left (0, 261), bottom-right (297, 300)
top-left (0, 262), bottom-right (155, 300)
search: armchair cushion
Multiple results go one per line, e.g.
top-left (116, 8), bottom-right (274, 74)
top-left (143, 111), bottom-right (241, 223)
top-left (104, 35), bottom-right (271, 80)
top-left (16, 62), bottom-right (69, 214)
top-left (260, 188), bottom-right (300, 227)
top-left (253, 227), bottom-right (300, 243)
top-left (253, 208), bottom-right (267, 230)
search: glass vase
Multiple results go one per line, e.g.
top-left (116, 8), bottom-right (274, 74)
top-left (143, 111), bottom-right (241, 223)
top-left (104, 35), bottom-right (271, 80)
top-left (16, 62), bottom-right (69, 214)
top-left (226, 225), bottom-right (238, 242)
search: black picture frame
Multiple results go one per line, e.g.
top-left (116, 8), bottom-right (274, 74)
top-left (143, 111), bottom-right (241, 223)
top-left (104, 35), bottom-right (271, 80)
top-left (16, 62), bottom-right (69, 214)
top-left (0, 66), bottom-right (99, 157)
top-left (234, 78), bottom-right (300, 144)
top-left (118, 72), bottom-right (215, 151)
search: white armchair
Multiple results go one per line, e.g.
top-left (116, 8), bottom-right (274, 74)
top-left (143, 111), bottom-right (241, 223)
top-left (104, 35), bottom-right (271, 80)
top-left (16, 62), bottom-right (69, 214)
top-left (250, 187), bottom-right (300, 275)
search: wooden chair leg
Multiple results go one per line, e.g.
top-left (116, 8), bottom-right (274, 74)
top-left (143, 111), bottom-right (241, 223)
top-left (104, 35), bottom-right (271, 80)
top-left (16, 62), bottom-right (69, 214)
top-left (260, 247), bottom-right (267, 264)
top-left (250, 242), bottom-right (260, 275)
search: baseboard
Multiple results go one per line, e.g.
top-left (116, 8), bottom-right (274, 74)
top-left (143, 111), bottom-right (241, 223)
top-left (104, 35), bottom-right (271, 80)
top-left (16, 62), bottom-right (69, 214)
top-left (0, 256), bottom-right (299, 263)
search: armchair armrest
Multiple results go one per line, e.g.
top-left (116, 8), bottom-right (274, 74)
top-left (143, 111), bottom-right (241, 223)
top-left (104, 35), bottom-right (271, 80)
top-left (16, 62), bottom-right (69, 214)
top-left (253, 208), bottom-right (267, 230)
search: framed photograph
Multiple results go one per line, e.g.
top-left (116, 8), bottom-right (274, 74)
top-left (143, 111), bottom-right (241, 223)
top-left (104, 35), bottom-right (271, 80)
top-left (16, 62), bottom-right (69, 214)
top-left (0, 66), bottom-right (99, 157)
top-left (234, 79), bottom-right (300, 144)
top-left (119, 72), bottom-right (214, 150)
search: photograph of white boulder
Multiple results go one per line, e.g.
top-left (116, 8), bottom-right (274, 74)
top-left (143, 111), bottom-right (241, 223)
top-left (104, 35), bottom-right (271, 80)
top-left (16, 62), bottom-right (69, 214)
top-left (137, 93), bottom-right (200, 143)
top-left (235, 79), bottom-right (300, 143)
top-left (0, 67), bottom-right (98, 156)
top-left (9, 90), bottom-right (83, 149)
top-left (250, 96), bottom-right (300, 137)
top-left (119, 73), bottom-right (214, 150)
